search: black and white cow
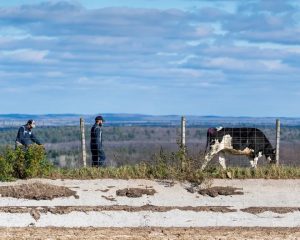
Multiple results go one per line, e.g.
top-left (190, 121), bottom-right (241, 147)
top-left (202, 127), bottom-right (276, 170)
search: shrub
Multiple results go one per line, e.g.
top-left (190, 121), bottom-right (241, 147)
top-left (13, 146), bottom-right (27, 178)
top-left (0, 145), bottom-right (53, 180)
top-left (0, 154), bottom-right (14, 181)
top-left (24, 145), bottom-right (53, 178)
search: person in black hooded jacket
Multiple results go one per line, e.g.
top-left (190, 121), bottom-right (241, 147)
top-left (90, 116), bottom-right (106, 167)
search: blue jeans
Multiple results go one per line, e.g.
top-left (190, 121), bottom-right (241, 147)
top-left (91, 149), bottom-right (106, 167)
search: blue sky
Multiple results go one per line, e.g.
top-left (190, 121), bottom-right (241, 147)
top-left (0, 0), bottom-right (300, 116)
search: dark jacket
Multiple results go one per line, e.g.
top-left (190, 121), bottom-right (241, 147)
top-left (16, 125), bottom-right (41, 147)
top-left (90, 123), bottom-right (103, 152)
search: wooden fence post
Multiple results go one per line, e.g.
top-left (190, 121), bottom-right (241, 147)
top-left (180, 116), bottom-right (187, 170)
top-left (181, 116), bottom-right (186, 148)
top-left (80, 118), bottom-right (87, 167)
top-left (275, 119), bottom-right (280, 166)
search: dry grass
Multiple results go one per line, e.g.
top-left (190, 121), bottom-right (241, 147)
top-left (45, 164), bottom-right (300, 182)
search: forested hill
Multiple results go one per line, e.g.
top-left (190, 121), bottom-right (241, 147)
top-left (0, 114), bottom-right (300, 127)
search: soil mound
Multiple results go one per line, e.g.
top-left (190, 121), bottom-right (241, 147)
top-left (116, 188), bottom-right (156, 198)
top-left (241, 207), bottom-right (300, 214)
top-left (198, 186), bottom-right (243, 197)
top-left (0, 182), bottom-right (78, 200)
top-left (0, 205), bottom-right (236, 215)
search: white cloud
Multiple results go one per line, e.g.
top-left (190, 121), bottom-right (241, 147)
top-left (44, 71), bottom-right (65, 77)
top-left (171, 54), bottom-right (197, 65)
top-left (77, 77), bottom-right (92, 84)
top-left (156, 52), bottom-right (178, 56)
top-left (194, 25), bottom-right (214, 37)
top-left (204, 57), bottom-right (247, 70)
top-left (259, 60), bottom-right (289, 71)
top-left (238, 29), bottom-right (300, 45)
top-left (0, 87), bottom-right (22, 93)
top-left (0, 49), bottom-right (49, 62)
top-left (0, 71), bottom-right (33, 78)
top-left (0, 26), bottom-right (28, 38)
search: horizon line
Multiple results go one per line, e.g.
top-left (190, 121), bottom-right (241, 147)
top-left (0, 113), bottom-right (299, 119)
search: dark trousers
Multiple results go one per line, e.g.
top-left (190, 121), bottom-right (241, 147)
top-left (91, 149), bottom-right (106, 167)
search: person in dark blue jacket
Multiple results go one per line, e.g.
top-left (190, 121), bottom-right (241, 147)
top-left (15, 120), bottom-right (42, 149)
top-left (90, 115), bottom-right (106, 167)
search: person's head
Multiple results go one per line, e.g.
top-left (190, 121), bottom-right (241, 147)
top-left (27, 119), bottom-right (36, 129)
top-left (95, 116), bottom-right (105, 126)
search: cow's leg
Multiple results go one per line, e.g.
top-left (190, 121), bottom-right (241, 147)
top-left (250, 152), bottom-right (262, 168)
top-left (249, 158), bottom-right (257, 168)
top-left (202, 150), bottom-right (217, 170)
top-left (218, 152), bottom-right (226, 170)
top-left (250, 159), bottom-right (254, 168)
top-left (253, 152), bottom-right (262, 168)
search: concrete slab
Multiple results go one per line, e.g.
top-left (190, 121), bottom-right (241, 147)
top-left (0, 179), bottom-right (299, 227)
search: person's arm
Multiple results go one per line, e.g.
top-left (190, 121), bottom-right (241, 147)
top-left (30, 132), bottom-right (42, 145)
top-left (16, 126), bottom-right (25, 145)
top-left (95, 127), bottom-right (102, 150)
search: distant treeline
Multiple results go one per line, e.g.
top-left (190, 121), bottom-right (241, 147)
top-left (1, 114), bottom-right (300, 127)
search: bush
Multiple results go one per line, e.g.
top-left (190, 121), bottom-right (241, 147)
top-left (0, 154), bottom-right (14, 181)
top-left (24, 145), bottom-right (53, 178)
top-left (0, 145), bottom-right (53, 180)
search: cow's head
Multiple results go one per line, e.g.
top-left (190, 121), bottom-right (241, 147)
top-left (265, 148), bottom-right (276, 164)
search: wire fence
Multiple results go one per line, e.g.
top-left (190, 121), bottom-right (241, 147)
top-left (0, 118), bottom-right (299, 168)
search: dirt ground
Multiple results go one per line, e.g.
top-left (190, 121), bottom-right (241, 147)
top-left (0, 205), bottom-right (236, 215)
top-left (116, 187), bottom-right (157, 197)
top-left (0, 182), bottom-right (243, 200)
top-left (242, 207), bottom-right (300, 214)
top-left (0, 182), bottom-right (78, 200)
top-left (0, 227), bottom-right (299, 240)
top-left (198, 186), bottom-right (243, 197)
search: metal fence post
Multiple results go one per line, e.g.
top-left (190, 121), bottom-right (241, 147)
top-left (181, 116), bottom-right (186, 148)
top-left (275, 119), bottom-right (280, 166)
top-left (80, 118), bottom-right (87, 167)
